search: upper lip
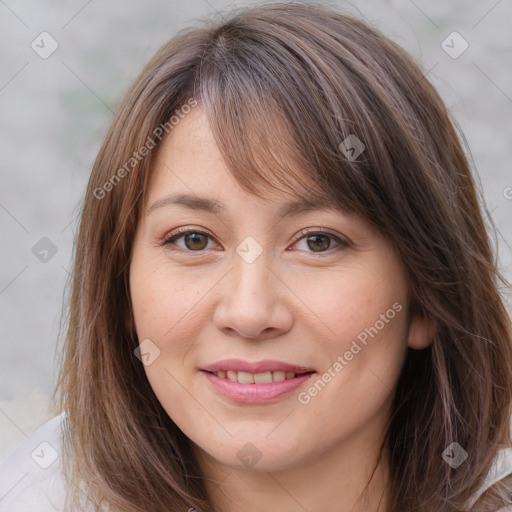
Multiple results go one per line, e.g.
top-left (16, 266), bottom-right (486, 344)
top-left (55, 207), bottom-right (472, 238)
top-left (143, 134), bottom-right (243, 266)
top-left (201, 359), bottom-right (315, 374)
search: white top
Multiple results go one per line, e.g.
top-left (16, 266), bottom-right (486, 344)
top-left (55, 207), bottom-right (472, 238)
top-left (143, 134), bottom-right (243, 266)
top-left (1, 413), bottom-right (511, 511)
top-left (0, 413), bottom-right (69, 511)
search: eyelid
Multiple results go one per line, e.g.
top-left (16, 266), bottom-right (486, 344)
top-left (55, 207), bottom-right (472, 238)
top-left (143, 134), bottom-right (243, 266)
top-left (164, 225), bottom-right (214, 240)
top-left (292, 227), bottom-right (349, 246)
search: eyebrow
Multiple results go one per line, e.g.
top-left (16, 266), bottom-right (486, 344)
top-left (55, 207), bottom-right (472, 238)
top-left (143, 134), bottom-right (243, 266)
top-left (146, 193), bottom-right (332, 219)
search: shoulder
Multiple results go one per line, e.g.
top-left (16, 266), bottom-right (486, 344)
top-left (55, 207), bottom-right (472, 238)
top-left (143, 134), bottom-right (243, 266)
top-left (469, 445), bottom-right (512, 511)
top-left (0, 412), bottom-right (68, 511)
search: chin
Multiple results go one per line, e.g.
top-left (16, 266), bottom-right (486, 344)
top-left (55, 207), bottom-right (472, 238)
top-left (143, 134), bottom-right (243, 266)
top-left (197, 435), bottom-right (308, 473)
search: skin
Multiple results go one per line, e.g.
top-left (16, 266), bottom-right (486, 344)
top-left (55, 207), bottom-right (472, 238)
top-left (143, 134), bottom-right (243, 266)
top-left (129, 108), bottom-right (434, 512)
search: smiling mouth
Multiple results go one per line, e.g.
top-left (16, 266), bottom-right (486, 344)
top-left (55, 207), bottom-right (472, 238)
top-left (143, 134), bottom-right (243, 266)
top-left (203, 370), bottom-right (315, 384)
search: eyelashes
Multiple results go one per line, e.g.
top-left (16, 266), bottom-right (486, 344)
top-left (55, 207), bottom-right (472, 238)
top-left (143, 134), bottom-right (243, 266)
top-left (161, 226), bottom-right (350, 255)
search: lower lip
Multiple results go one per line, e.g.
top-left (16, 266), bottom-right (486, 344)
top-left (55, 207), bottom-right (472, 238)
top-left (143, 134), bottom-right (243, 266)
top-left (201, 371), bottom-right (315, 404)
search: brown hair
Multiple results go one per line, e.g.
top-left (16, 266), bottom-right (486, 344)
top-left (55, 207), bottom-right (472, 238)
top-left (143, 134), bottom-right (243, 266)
top-left (53, 2), bottom-right (512, 511)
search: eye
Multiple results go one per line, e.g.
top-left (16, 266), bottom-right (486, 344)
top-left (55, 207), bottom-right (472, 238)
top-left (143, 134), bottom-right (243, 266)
top-left (291, 228), bottom-right (349, 254)
top-left (162, 227), bottom-right (217, 252)
top-left (162, 227), bottom-right (349, 254)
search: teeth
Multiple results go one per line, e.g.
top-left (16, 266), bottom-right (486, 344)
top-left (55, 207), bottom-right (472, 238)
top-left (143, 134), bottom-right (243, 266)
top-left (214, 370), bottom-right (300, 383)
top-left (254, 372), bottom-right (272, 384)
top-left (237, 371), bottom-right (254, 384)
top-left (272, 370), bottom-right (285, 382)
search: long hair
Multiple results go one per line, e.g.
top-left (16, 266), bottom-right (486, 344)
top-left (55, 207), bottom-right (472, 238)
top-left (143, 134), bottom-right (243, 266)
top-left (53, 3), bottom-right (512, 511)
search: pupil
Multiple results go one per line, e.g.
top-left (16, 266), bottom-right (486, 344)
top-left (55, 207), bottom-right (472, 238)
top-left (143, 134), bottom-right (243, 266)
top-left (185, 233), bottom-right (207, 250)
top-left (307, 234), bottom-right (330, 252)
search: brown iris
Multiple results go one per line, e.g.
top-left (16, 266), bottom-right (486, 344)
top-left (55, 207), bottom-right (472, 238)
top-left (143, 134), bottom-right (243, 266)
top-left (306, 234), bottom-right (331, 252)
top-left (184, 232), bottom-right (209, 250)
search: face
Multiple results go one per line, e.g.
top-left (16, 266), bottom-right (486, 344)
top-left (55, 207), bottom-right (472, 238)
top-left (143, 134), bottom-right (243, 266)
top-left (129, 108), bottom-right (432, 473)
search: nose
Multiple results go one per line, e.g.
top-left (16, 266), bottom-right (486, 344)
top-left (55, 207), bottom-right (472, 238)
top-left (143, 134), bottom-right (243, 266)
top-left (212, 253), bottom-right (294, 340)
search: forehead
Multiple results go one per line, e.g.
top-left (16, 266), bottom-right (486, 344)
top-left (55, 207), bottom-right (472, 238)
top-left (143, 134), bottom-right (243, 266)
top-left (154, 108), bottom-right (222, 171)
top-left (146, 107), bottom-right (337, 214)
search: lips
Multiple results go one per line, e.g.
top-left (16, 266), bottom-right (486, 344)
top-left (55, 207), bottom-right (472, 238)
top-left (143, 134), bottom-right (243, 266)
top-left (200, 359), bottom-right (316, 403)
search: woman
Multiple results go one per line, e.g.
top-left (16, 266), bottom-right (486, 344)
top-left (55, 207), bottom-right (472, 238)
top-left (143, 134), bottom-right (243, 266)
top-left (1, 3), bottom-right (511, 511)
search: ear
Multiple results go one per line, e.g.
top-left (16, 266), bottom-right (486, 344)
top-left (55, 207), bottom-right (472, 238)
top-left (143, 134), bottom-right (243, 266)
top-left (407, 314), bottom-right (435, 350)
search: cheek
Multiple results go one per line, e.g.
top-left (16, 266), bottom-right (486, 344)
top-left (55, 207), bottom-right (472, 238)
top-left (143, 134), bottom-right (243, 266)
top-left (129, 258), bottom-right (211, 349)
top-left (294, 258), bottom-right (409, 413)
top-left (129, 258), bottom-right (210, 430)
top-left (295, 260), bottom-right (408, 352)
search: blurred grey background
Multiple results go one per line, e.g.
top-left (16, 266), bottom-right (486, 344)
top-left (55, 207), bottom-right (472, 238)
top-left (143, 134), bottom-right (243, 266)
top-left (1, 0), bottom-right (511, 458)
